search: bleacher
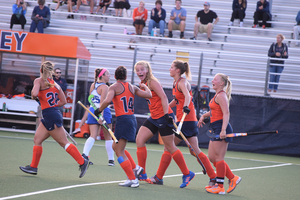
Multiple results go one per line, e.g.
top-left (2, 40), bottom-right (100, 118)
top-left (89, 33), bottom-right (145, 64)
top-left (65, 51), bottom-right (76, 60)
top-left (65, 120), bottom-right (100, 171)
top-left (0, 0), bottom-right (299, 100)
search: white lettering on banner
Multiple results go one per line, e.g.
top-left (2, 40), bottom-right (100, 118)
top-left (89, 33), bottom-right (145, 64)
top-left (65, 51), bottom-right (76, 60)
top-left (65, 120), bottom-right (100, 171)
top-left (0, 31), bottom-right (28, 51)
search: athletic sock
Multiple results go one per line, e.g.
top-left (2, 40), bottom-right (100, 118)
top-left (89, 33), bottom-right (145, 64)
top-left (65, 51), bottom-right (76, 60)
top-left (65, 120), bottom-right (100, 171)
top-left (225, 161), bottom-right (234, 180)
top-left (65, 143), bottom-right (85, 165)
top-left (172, 149), bottom-right (190, 175)
top-left (198, 152), bottom-right (216, 179)
top-left (118, 157), bottom-right (136, 180)
top-left (136, 146), bottom-right (147, 174)
top-left (125, 150), bottom-right (136, 170)
top-left (30, 145), bottom-right (43, 168)
top-left (156, 151), bottom-right (172, 179)
top-left (83, 137), bottom-right (95, 156)
top-left (215, 160), bottom-right (226, 188)
top-left (105, 140), bottom-right (114, 161)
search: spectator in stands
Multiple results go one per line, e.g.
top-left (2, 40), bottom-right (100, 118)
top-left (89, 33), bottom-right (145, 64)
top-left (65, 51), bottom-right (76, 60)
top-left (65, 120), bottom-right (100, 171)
top-left (114, 0), bottom-right (131, 17)
top-left (74, 0), bottom-right (95, 14)
top-left (51, 0), bottom-right (67, 11)
top-left (252, 0), bottom-right (271, 29)
top-left (95, 0), bottom-right (111, 15)
top-left (148, 0), bottom-right (166, 37)
top-left (190, 2), bottom-right (218, 41)
top-left (29, 0), bottom-right (51, 33)
top-left (53, 68), bottom-right (68, 114)
top-left (132, 1), bottom-right (147, 35)
top-left (10, 0), bottom-right (27, 32)
top-left (228, 0), bottom-right (247, 27)
top-left (268, 34), bottom-right (288, 93)
top-left (52, 0), bottom-right (77, 19)
top-left (167, 0), bottom-right (187, 39)
top-left (293, 11), bottom-right (300, 46)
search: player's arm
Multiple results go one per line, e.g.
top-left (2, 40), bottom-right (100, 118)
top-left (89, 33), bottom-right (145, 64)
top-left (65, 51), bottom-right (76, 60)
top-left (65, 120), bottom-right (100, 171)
top-left (169, 99), bottom-right (176, 108)
top-left (134, 83), bottom-right (152, 99)
top-left (55, 83), bottom-right (67, 107)
top-left (31, 78), bottom-right (40, 99)
top-left (216, 92), bottom-right (230, 139)
top-left (99, 85), bottom-right (115, 112)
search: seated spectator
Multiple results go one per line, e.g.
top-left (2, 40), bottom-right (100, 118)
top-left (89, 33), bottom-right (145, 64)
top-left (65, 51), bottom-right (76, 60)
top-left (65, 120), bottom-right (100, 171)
top-left (268, 34), bottom-right (288, 93)
top-left (51, 0), bottom-right (67, 11)
top-left (114, 0), bottom-right (128, 17)
top-left (190, 2), bottom-right (218, 41)
top-left (52, 0), bottom-right (77, 19)
top-left (10, 0), bottom-right (27, 31)
top-left (95, 0), bottom-right (111, 15)
top-left (167, 0), bottom-right (187, 39)
top-left (29, 0), bottom-right (51, 33)
top-left (293, 11), bottom-right (300, 46)
top-left (132, 1), bottom-right (147, 35)
top-left (74, 0), bottom-right (95, 14)
top-left (252, 0), bottom-right (271, 29)
top-left (228, 0), bottom-right (247, 27)
top-left (148, 0), bottom-right (166, 37)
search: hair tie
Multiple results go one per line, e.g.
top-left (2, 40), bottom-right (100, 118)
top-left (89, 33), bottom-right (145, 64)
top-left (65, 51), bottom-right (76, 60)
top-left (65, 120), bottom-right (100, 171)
top-left (98, 69), bottom-right (107, 78)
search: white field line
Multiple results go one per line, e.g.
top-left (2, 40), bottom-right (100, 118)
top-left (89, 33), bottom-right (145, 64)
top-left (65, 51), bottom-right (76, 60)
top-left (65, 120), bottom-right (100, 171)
top-left (0, 163), bottom-right (292, 200)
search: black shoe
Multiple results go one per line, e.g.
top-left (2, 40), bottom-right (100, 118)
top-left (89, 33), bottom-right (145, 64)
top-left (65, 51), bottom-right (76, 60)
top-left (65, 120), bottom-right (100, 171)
top-left (168, 34), bottom-right (173, 38)
top-left (108, 160), bottom-right (115, 166)
top-left (180, 33), bottom-right (184, 39)
top-left (82, 153), bottom-right (89, 160)
top-left (67, 15), bottom-right (71, 19)
top-left (190, 36), bottom-right (196, 40)
top-left (71, 15), bottom-right (74, 19)
top-left (208, 38), bottom-right (212, 41)
top-left (79, 159), bottom-right (90, 178)
top-left (19, 165), bottom-right (37, 175)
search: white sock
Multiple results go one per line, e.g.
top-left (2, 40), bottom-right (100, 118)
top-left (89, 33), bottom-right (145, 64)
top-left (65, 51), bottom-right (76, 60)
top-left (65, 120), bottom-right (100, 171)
top-left (83, 137), bottom-right (95, 156)
top-left (239, 22), bottom-right (243, 27)
top-left (64, 143), bottom-right (71, 150)
top-left (105, 140), bottom-right (114, 161)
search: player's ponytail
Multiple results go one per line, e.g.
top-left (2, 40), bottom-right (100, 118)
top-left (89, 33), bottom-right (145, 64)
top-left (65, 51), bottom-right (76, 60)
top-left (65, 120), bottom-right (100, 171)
top-left (216, 73), bottom-right (232, 103)
top-left (172, 60), bottom-right (191, 80)
top-left (94, 68), bottom-right (101, 83)
top-left (41, 61), bottom-right (55, 87)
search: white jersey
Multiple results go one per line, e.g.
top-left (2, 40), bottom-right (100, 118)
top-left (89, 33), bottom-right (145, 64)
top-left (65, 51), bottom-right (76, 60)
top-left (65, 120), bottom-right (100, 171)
top-left (90, 82), bottom-right (105, 108)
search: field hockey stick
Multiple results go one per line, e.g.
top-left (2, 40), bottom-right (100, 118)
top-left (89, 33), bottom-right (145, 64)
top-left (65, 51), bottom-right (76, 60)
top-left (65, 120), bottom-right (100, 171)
top-left (77, 101), bottom-right (118, 143)
top-left (173, 122), bottom-right (206, 175)
top-left (176, 112), bottom-right (187, 135)
top-left (206, 130), bottom-right (278, 139)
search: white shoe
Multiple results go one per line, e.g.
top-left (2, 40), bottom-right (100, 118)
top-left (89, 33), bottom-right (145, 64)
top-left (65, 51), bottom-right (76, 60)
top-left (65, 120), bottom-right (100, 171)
top-left (239, 22), bottom-right (243, 27)
top-left (228, 22), bottom-right (233, 26)
top-left (119, 178), bottom-right (139, 188)
top-left (72, 128), bottom-right (81, 134)
top-left (133, 165), bottom-right (144, 179)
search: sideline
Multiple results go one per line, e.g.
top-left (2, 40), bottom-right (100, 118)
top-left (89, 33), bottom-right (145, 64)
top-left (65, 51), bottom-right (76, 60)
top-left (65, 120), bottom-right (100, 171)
top-left (0, 163), bottom-right (293, 200)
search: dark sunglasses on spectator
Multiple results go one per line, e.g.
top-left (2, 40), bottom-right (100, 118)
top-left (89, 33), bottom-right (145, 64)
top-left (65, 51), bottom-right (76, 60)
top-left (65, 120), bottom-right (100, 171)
top-left (56, 71), bottom-right (61, 74)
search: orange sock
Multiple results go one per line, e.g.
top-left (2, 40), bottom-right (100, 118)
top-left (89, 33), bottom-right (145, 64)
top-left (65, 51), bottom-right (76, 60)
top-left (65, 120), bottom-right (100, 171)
top-left (125, 150), bottom-right (136, 170)
top-left (215, 160), bottom-right (226, 188)
top-left (30, 146), bottom-right (43, 168)
top-left (136, 146), bottom-right (147, 174)
top-left (172, 149), bottom-right (189, 175)
top-left (225, 161), bottom-right (234, 180)
top-left (120, 159), bottom-right (136, 180)
top-left (156, 151), bottom-right (172, 179)
top-left (198, 152), bottom-right (216, 179)
top-left (65, 143), bottom-right (84, 165)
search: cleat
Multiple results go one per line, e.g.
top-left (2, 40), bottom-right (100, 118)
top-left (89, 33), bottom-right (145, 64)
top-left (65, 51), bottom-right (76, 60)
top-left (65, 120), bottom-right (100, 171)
top-left (206, 184), bottom-right (225, 194)
top-left (79, 159), bottom-right (90, 178)
top-left (180, 171), bottom-right (195, 188)
top-left (149, 175), bottom-right (163, 185)
top-left (190, 36), bottom-right (196, 40)
top-left (19, 165), bottom-right (37, 175)
top-left (139, 173), bottom-right (151, 183)
top-left (252, 25), bottom-right (257, 28)
top-left (72, 128), bottom-right (81, 136)
top-left (262, 25), bottom-right (266, 29)
top-left (119, 178), bottom-right (139, 188)
top-left (205, 178), bottom-right (216, 189)
top-left (133, 165), bottom-right (144, 179)
top-left (108, 160), bottom-right (115, 166)
top-left (227, 175), bottom-right (241, 193)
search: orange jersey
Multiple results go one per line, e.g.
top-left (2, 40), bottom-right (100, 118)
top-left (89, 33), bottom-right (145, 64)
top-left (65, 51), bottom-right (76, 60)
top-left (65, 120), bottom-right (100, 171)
top-left (209, 91), bottom-right (225, 123)
top-left (173, 78), bottom-right (197, 122)
top-left (143, 81), bottom-right (172, 119)
top-left (112, 82), bottom-right (135, 117)
top-left (38, 79), bottom-right (60, 110)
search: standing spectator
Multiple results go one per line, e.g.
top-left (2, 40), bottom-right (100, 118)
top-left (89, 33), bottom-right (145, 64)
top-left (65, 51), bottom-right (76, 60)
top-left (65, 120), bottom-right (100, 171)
top-left (74, 0), bottom-right (95, 14)
top-left (167, 0), bottom-right (187, 39)
top-left (148, 0), bottom-right (166, 37)
top-left (29, 0), bottom-right (50, 33)
top-left (10, 0), bottom-right (27, 31)
top-left (228, 0), bottom-right (247, 27)
top-left (190, 2), bottom-right (219, 41)
top-left (268, 34), bottom-right (288, 93)
top-left (132, 1), bottom-right (147, 35)
top-left (252, 0), bottom-right (271, 29)
top-left (95, 0), bottom-right (111, 15)
top-left (53, 68), bottom-right (67, 115)
top-left (293, 11), bottom-right (300, 46)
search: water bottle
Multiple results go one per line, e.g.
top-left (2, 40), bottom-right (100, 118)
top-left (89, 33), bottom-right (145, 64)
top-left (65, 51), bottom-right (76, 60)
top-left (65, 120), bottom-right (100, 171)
top-left (2, 102), bottom-right (6, 112)
top-left (154, 27), bottom-right (157, 37)
top-left (124, 27), bottom-right (127, 34)
top-left (151, 29), bottom-right (154, 36)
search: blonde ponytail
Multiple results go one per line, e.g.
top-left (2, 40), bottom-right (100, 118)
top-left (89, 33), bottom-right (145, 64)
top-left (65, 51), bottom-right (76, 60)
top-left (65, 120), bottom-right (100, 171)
top-left (41, 61), bottom-right (55, 87)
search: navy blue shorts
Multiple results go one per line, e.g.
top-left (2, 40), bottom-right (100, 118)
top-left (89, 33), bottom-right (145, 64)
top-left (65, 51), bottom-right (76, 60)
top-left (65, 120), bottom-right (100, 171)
top-left (41, 107), bottom-right (63, 131)
top-left (114, 115), bottom-right (137, 141)
top-left (175, 121), bottom-right (199, 139)
top-left (87, 106), bottom-right (112, 124)
top-left (142, 113), bottom-right (175, 137)
top-left (210, 120), bottom-right (233, 143)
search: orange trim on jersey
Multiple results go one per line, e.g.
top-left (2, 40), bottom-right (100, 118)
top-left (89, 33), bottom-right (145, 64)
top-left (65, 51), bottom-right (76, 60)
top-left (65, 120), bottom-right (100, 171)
top-left (209, 90), bottom-right (225, 123)
top-left (112, 82), bottom-right (135, 117)
top-left (172, 77), bottom-right (197, 122)
top-left (38, 79), bottom-right (60, 110)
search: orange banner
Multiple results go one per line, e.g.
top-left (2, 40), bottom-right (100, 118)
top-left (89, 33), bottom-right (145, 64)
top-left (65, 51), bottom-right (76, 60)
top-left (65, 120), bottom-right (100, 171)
top-left (0, 29), bottom-right (91, 60)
